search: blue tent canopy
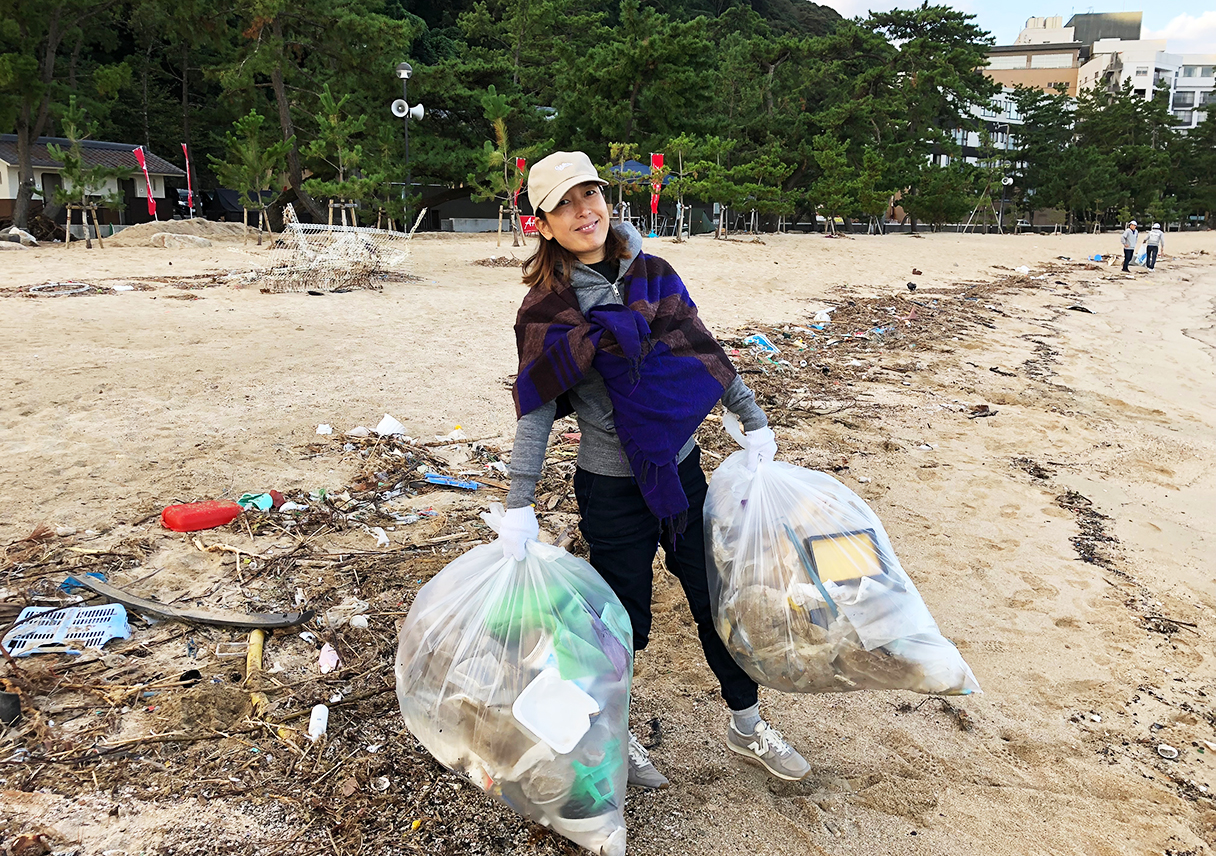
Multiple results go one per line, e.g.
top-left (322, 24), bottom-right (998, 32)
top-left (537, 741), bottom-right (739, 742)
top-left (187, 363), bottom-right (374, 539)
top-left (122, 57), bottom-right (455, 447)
top-left (608, 159), bottom-right (674, 184)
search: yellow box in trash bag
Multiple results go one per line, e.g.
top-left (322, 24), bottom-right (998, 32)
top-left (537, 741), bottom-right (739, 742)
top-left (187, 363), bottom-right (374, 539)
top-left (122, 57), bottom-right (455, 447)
top-left (805, 529), bottom-right (884, 582)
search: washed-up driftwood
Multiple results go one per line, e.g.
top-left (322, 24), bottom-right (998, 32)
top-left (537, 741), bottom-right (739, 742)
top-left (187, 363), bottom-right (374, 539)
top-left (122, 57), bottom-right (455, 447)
top-left (76, 577), bottom-right (314, 629)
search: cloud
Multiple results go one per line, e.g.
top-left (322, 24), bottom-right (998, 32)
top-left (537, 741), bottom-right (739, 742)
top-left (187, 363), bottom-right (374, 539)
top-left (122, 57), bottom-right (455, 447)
top-left (1144, 11), bottom-right (1216, 55)
top-left (816, 1), bottom-right (940, 22)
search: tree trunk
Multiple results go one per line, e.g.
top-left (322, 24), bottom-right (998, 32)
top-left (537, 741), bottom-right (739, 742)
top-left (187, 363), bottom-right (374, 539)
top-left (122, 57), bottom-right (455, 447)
top-left (142, 43), bottom-right (152, 149)
top-left (13, 110), bottom-right (36, 228)
top-left (243, 208), bottom-right (248, 244)
top-left (181, 42), bottom-right (190, 156)
top-left (623, 79), bottom-right (643, 142)
top-left (68, 32), bottom-right (82, 93)
top-left (270, 17), bottom-right (323, 221)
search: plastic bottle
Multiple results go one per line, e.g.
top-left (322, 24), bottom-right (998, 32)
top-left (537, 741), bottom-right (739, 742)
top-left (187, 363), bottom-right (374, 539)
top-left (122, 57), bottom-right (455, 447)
top-left (161, 500), bottom-right (243, 532)
top-left (308, 704), bottom-right (329, 741)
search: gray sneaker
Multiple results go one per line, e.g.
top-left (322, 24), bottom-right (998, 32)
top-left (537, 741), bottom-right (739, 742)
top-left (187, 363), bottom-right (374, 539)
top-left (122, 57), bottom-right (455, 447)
top-left (627, 731), bottom-right (670, 789)
top-left (726, 720), bottom-right (810, 781)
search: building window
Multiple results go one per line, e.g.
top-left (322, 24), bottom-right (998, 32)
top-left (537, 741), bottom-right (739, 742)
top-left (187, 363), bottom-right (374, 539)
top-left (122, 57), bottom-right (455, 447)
top-left (1173, 109), bottom-right (1194, 125)
top-left (1183, 65), bottom-right (1198, 77)
top-left (1200, 90), bottom-right (1216, 105)
top-left (1135, 67), bottom-right (1148, 76)
top-left (1173, 91), bottom-right (1195, 108)
top-left (1030, 53), bottom-right (1073, 69)
top-left (988, 55), bottom-right (1028, 69)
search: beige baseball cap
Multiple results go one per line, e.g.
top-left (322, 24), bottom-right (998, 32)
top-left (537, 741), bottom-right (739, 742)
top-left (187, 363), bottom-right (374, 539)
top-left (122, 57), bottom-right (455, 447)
top-left (527, 151), bottom-right (607, 213)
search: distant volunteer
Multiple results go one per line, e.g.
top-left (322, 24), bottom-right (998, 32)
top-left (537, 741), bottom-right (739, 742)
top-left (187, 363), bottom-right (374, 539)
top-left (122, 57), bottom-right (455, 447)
top-left (1120, 220), bottom-right (1138, 272)
top-left (498, 150), bottom-right (812, 788)
top-left (1143, 223), bottom-right (1165, 271)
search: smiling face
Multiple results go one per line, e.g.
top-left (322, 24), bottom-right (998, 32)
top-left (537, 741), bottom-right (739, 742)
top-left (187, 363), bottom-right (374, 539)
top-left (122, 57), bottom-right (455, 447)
top-left (536, 182), bottom-right (611, 264)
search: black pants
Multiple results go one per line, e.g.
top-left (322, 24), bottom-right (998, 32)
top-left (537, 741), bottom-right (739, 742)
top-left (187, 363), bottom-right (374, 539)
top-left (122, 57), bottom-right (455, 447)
top-left (1122, 248), bottom-right (1133, 271)
top-left (573, 446), bottom-right (759, 710)
top-left (1146, 245), bottom-right (1158, 269)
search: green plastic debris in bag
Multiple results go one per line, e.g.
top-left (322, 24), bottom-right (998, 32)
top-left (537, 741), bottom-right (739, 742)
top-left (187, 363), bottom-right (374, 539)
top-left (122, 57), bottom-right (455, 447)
top-left (396, 505), bottom-right (632, 856)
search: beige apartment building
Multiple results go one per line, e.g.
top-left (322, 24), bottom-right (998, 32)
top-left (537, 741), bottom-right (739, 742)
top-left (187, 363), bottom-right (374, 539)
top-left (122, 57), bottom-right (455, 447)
top-left (986, 40), bottom-right (1081, 95)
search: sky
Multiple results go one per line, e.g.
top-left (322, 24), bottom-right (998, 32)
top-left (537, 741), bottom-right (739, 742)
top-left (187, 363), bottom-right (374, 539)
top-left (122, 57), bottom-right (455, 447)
top-left (818, 2), bottom-right (1216, 55)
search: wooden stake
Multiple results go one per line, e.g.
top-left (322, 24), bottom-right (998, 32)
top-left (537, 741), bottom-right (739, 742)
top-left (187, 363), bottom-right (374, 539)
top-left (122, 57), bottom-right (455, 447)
top-left (90, 207), bottom-right (106, 249)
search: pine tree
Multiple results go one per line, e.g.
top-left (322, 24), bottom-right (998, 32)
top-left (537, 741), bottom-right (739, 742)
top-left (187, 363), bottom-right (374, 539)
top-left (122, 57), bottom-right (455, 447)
top-left (44, 96), bottom-right (129, 249)
top-left (303, 84), bottom-right (376, 227)
top-left (208, 110), bottom-right (293, 244)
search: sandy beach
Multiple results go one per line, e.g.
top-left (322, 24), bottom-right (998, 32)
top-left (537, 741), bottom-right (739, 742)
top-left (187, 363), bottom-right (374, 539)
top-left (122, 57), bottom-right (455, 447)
top-left (1, 225), bottom-right (1214, 855)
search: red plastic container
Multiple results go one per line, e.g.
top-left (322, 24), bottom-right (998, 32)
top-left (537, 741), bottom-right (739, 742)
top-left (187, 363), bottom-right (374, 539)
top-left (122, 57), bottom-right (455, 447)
top-left (161, 500), bottom-right (244, 532)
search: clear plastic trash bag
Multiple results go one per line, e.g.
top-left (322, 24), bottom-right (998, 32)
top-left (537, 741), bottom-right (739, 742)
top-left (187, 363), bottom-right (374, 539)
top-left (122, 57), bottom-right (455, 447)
top-left (395, 504), bottom-right (633, 856)
top-left (705, 415), bottom-right (980, 696)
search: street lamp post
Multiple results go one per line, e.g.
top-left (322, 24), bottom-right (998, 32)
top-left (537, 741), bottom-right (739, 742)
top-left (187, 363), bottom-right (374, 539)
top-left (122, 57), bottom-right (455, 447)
top-left (392, 62), bottom-right (424, 229)
top-left (993, 122), bottom-right (1012, 232)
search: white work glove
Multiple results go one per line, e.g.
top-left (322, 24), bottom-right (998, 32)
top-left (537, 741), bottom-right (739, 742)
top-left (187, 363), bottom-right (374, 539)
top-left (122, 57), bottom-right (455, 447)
top-left (481, 502), bottom-right (539, 561)
top-left (741, 426), bottom-right (777, 472)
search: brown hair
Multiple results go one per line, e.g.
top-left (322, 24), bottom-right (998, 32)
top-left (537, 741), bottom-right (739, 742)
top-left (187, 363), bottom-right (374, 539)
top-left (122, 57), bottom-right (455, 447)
top-left (521, 194), bottom-right (629, 291)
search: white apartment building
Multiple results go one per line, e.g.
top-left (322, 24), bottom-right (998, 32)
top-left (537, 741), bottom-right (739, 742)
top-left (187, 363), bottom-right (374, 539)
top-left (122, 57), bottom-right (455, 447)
top-left (1172, 59), bottom-right (1216, 129)
top-left (987, 12), bottom-right (1214, 132)
top-left (1081, 43), bottom-right (1214, 129)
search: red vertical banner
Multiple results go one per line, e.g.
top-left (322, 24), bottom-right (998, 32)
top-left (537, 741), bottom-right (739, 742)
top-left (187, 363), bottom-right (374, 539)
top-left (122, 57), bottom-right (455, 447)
top-left (133, 147), bottom-right (157, 218)
top-left (650, 153), bottom-right (664, 214)
top-left (180, 143), bottom-right (195, 217)
top-left (514, 157), bottom-right (527, 209)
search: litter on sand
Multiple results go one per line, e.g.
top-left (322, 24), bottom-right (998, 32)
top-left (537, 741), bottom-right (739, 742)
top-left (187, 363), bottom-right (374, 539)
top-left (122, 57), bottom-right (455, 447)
top-left (2, 604), bottom-right (130, 657)
top-left (375, 414), bottom-right (409, 437)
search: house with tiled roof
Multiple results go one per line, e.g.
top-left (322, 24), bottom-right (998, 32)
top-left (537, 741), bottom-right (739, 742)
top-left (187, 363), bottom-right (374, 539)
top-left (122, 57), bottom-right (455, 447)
top-left (0, 135), bottom-right (185, 223)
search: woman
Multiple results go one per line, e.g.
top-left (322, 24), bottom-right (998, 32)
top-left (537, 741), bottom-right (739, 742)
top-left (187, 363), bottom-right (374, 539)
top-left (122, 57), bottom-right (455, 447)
top-left (498, 151), bottom-right (809, 787)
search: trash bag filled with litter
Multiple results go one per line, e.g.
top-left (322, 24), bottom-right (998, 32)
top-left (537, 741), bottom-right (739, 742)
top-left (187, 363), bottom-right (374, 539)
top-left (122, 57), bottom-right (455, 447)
top-left (396, 507), bottom-right (633, 856)
top-left (705, 416), bottom-right (980, 696)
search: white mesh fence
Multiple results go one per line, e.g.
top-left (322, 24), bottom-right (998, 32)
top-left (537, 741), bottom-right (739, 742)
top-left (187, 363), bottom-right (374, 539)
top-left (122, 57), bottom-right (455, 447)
top-left (248, 204), bottom-right (416, 293)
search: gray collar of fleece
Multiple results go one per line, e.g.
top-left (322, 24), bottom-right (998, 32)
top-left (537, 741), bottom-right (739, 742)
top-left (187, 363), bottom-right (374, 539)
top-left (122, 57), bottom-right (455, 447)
top-left (569, 221), bottom-right (643, 290)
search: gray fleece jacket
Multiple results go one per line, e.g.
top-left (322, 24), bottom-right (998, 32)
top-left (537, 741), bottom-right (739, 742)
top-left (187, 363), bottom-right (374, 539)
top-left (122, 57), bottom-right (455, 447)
top-left (506, 222), bottom-right (766, 508)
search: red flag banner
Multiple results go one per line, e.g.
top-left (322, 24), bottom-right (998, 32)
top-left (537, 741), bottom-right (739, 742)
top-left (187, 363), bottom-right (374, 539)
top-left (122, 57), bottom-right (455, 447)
top-left (132, 147), bottom-right (157, 218)
top-left (181, 143), bottom-right (194, 216)
top-left (514, 157), bottom-right (527, 208)
top-left (650, 152), bottom-right (664, 213)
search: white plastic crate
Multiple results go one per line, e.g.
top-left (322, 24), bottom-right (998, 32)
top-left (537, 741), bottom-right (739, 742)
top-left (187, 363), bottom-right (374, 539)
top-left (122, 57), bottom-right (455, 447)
top-left (2, 604), bottom-right (130, 657)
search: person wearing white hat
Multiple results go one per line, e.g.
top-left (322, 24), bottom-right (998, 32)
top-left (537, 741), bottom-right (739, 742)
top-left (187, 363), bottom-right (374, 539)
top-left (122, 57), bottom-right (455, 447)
top-left (1120, 221), bottom-right (1138, 272)
top-left (1143, 222), bottom-right (1165, 270)
top-left (499, 149), bottom-right (812, 789)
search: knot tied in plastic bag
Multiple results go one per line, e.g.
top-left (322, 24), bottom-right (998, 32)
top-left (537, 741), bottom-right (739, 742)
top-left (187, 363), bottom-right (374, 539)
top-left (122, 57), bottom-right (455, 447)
top-left (706, 418), bottom-right (980, 696)
top-left (396, 536), bottom-right (634, 856)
